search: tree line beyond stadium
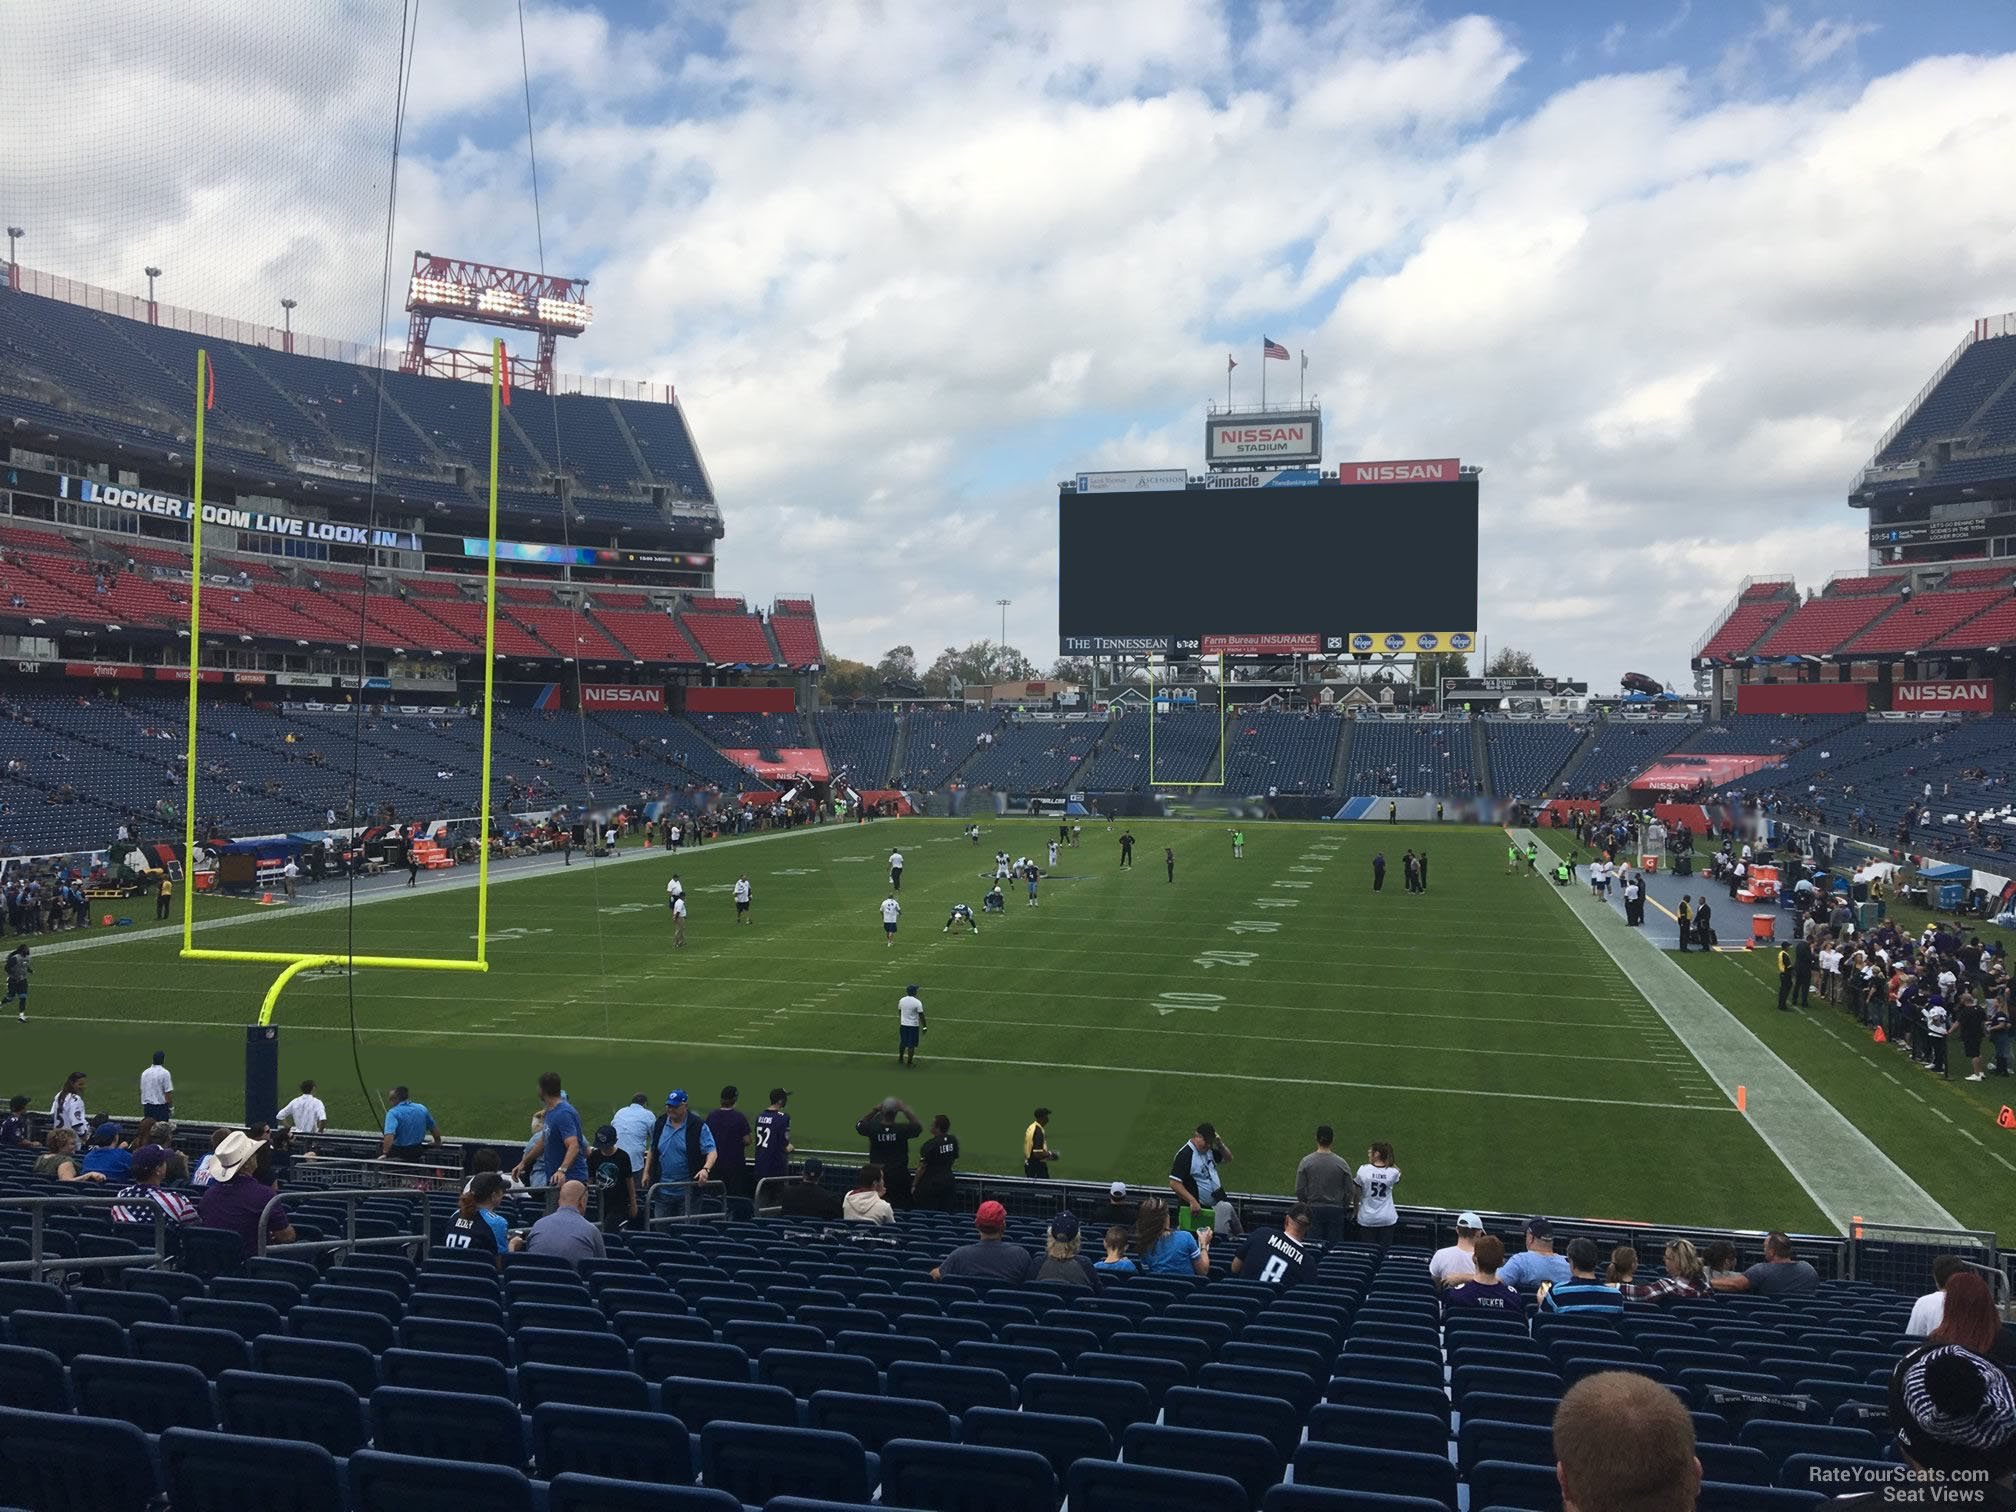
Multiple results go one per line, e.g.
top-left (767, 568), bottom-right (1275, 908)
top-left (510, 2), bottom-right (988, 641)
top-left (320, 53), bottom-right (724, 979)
top-left (1056, 475), bottom-right (1480, 652)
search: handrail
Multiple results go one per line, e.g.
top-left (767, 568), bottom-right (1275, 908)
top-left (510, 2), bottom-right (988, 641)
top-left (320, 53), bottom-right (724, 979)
top-left (0, 1191), bottom-right (176, 1282)
top-left (641, 1176), bottom-right (729, 1228)
top-left (256, 1184), bottom-right (433, 1260)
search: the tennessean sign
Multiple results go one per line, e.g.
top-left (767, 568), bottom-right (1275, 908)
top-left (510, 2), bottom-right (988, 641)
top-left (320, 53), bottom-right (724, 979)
top-left (62, 476), bottom-right (421, 551)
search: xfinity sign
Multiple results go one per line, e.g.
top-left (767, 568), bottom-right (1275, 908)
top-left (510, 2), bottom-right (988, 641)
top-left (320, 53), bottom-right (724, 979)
top-left (1204, 408), bottom-right (1321, 467)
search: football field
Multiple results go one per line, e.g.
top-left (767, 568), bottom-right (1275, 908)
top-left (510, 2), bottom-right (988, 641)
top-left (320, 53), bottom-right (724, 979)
top-left (4, 816), bottom-right (1968, 1235)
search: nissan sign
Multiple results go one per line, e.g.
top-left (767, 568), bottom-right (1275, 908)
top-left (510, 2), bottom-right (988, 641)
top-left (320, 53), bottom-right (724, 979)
top-left (1334, 457), bottom-right (1462, 485)
top-left (1204, 408), bottom-right (1321, 467)
top-left (580, 684), bottom-right (666, 710)
top-left (1893, 679), bottom-right (1996, 713)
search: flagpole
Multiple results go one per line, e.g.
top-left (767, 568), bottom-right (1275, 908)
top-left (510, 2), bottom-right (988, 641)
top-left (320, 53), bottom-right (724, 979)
top-left (1299, 350), bottom-right (1306, 407)
top-left (1260, 343), bottom-right (1266, 411)
top-left (1226, 356), bottom-right (1232, 410)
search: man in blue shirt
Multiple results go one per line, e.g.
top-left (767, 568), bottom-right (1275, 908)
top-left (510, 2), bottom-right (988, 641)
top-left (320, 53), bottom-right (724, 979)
top-left (379, 1086), bottom-right (441, 1161)
top-left (645, 1089), bottom-right (716, 1217)
top-left (80, 1123), bottom-right (133, 1181)
top-left (1541, 1237), bottom-right (1624, 1314)
top-left (515, 1071), bottom-right (586, 1186)
top-left (610, 1093), bottom-right (656, 1178)
top-left (1498, 1218), bottom-right (1571, 1289)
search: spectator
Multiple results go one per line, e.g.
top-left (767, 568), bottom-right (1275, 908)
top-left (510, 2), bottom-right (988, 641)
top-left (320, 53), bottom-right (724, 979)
top-left (79, 1123), bottom-right (132, 1182)
top-left (774, 1158), bottom-right (843, 1219)
top-left (1543, 1238), bottom-right (1623, 1314)
top-left (1353, 1141), bottom-right (1401, 1251)
top-left (1092, 1180), bottom-right (1137, 1229)
top-left (1607, 1245), bottom-right (1640, 1286)
top-left (1095, 1226), bottom-right (1137, 1277)
top-left (1134, 1195), bottom-right (1211, 1277)
top-left (277, 1079), bottom-right (326, 1136)
top-left (379, 1086), bottom-right (441, 1161)
top-left (1036, 1212), bottom-right (1096, 1288)
top-left (1022, 1107), bottom-right (1059, 1179)
top-left (842, 1165), bottom-right (896, 1224)
top-left (1620, 1239), bottom-right (1715, 1304)
top-left (1929, 1273), bottom-right (2016, 1369)
top-left (587, 1124), bottom-right (636, 1233)
top-left (522, 1180), bottom-right (607, 1267)
top-left (1232, 1204), bottom-right (1314, 1287)
top-left (1553, 1371), bottom-right (1700, 1512)
top-left (933, 1200), bottom-right (1033, 1282)
top-left (610, 1092), bottom-right (655, 1180)
top-left (196, 1131), bottom-right (296, 1260)
top-left (646, 1090), bottom-right (716, 1215)
top-left (1169, 1121), bottom-right (1240, 1235)
top-left (1294, 1124), bottom-right (1351, 1246)
top-left (33, 1127), bottom-right (100, 1182)
top-left (139, 1051), bottom-right (173, 1121)
top-left (191, 1126), bottom-right (231, 1186)
top-left (856, 1098), bottom-right (923, 1208)
top-left (1500, 1219), bottom-right (1571, 1289)
top-left (1444, 1235), bottom-right (1522, 1312)
top-left (1907, 1338), bottom-right (2012, 1495)
top-left (707, 1086), bottom-right (753, 1199)
top-left (443, 1171), bottom-right (510, 1267)
top-left (1428, 1211), bottom-right (1482, 1288)
top-left (1701, 1240), bottom-right (1740, 1283)
top-left (0, 1094), bottom-right (28, 1146)
top-left (1711, 1231), bottom-right (1819, 1295)
top-left (1909, 1255), bottom-right (1969, 1337)
top-left (516, 1072), bottom-right (586, 1186)
top-left (110, 1145), bottom-right (197, 1230)
top-left (912, 1114), bottom-right (959, 1210)
top-left (49, 1070), bottom-right (89, 1142)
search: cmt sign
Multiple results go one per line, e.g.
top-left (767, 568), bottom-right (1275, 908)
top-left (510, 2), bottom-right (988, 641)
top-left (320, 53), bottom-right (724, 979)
top-left (580, 684), bottom-right (665, 710)
top-left (1893, 679), bottom-right (1996, 713)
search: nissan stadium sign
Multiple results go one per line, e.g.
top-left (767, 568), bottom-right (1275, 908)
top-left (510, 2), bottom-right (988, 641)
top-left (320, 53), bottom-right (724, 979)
top-left (1204, 409), bottom-right (1321, 467)
top-left (1893, 679), bottom-right (1995, 712)
top-left (580, 683), bottom-right (666, 710)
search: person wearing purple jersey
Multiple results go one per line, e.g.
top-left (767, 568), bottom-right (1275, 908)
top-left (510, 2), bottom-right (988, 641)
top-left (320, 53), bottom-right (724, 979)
top-left (752, 1088), bottom-right (792, 1196)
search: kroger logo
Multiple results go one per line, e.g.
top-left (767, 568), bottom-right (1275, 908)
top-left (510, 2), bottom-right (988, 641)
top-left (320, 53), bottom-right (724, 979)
top-left (1416, 633), bottom-right (1439, 650)
top-left (1449, 633), bottom-right (1474, 651)
top-left (1351, 635), bottom-right (1373, 652)
top-left (1383, 634), bottom-right (1407, 651)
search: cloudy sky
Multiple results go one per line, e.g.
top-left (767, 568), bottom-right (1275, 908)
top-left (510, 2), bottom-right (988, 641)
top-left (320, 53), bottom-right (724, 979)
top-left (5, 0), bottom-right (2016, 688)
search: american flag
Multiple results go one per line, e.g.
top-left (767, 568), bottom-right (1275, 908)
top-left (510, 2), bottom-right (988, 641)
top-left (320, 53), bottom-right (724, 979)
top-left (1262, 337), bottom-right (1289, 360)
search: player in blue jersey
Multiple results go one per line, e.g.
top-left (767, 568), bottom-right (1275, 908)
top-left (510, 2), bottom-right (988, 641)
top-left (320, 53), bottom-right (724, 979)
top-left (943, 902), bottom-right (980, 935)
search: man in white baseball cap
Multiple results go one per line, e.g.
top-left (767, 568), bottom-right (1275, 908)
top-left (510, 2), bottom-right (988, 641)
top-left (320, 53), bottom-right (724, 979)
top-left (1430, 1211), bottom-right (1484, 1287)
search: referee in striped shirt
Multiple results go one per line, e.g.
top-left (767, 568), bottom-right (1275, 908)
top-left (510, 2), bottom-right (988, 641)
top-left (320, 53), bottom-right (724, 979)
top-left (1540, 1237), bottom-right (1623, 1314)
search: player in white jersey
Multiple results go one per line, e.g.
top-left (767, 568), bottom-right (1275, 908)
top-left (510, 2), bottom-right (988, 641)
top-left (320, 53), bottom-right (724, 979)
top-left (666, 874), bottom-right (684, 912)
top-left (1047, 840), bottom-right (1059, 867)
top-left (897, 986), bottom-right (926, 1066)
top-left (964, 824), bottom-right (981, 845)
top-left (879, 894), bottom-right (902, 947)
top-left (733, 875), bottom-right (752, 924)
top-left (994, 851), bottom-right (1012, 880)
top-left (943, 902), bottom-right (979, 935)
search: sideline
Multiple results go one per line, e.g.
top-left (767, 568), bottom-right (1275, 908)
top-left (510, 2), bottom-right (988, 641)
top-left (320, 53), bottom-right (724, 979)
top-left (1516, 828), bottom-right (1956, 1232)
top-left (22, 821), bottom-right (835, 960)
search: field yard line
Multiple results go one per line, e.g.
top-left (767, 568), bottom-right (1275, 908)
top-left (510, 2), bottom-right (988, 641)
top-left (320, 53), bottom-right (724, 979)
top-left (22, 1012), bottom-right (1738, 1115)
top-left (19, 824), bottom-right (829, 960)
top-left (1516, 829), bottom-right (1956, 1234)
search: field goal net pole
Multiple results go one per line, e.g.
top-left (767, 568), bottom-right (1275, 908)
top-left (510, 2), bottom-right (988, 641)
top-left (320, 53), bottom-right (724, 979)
top-left (1147, 653), bottom-right (1227, 788)
top-left (178, 345), bottom-right (501, 1108)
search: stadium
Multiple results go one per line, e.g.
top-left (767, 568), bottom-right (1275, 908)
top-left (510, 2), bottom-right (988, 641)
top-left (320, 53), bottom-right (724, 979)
top-left (5, 8), bottom-right (2016, 1512)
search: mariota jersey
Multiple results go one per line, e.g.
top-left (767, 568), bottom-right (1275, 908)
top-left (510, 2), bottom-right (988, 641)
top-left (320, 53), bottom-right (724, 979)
top-left (1239, 1227), bottom-right (1311, 1287)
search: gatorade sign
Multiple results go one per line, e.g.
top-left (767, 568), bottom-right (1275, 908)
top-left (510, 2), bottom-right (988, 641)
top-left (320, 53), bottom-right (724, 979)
top-left (1894, 679), bottom-right (1995, 712)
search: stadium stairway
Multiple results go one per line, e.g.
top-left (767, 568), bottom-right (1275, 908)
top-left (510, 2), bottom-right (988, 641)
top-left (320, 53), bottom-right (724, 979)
top-left (887, 717), bottom-right (910, 788)
top-left (1552, 723), bottom-right (1606, 795)
top-left (1327, 720), bottom-right (1356, 799)
top-left (1470, 721), bottom-right (1492, 798)
top-left (609, 400), bottom-right (657, 480)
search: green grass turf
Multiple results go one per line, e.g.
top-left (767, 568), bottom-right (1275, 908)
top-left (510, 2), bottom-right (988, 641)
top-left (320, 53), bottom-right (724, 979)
top-left (8, 819), bottom-right (1831, 1230)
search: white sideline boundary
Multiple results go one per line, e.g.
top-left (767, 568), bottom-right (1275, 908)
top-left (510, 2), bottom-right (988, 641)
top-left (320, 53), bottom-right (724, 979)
top-left (1516, 828), bottom-right (1955, 1233)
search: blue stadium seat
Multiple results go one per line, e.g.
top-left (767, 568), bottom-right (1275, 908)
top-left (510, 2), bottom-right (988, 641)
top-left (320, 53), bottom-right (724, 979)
top-left (214, 1368), bottom-right (367, 1455)
top-left (519, 1361), bottom-right (653, 1413)
top-left (1459, 1391), bottom-right (1558, 1427)
top-left (615, 1311), bottom-right (714, 1346)
top-left (962, 1404), bottom-right (1114, 1481)
top-left (635, 1337), bottom-right (750, 1382)
top-left (1322, 1374), bottom-right (1445, 1425)
top-left (1293, 1444), bottom-right (1459, 1511)
top-left (887, 1358), bottom-right (1018, 1415)
top-left (1776, 1455), bottom-right (1901, 1493)
top-left (1317, 1403), bottom-right (1448, 1461)
top-left (290, 1305), bottom-right (396, 1354)
top-left (0, 1344), bottom-right (66, 1411)
top-left (1337, 1352), bottom-right (1443, 1392)
top-left (1736, 1420), bottom-right (1882, 1470)
top-left (1164, 1384), bottom-right (1305, 1460)
top-left (0, 1406), bottom-right (157, 1512)
top-left (1070, 1457), bottom-right (1251, 1512)
top-left (757, 1347), bottom-right (879, 1398)
top-left (71, 1289), bottom-right (174, 1328)
top-left (658, 1375), bottom-right (799, 1431)
top-left (72, 1354), bottom-right (215, 1433)
top-left (1122, 1422), bottom-right (1284, 1509)
top-left (547, 1473), bottom-right (740, 1511)
top-left (249, 1332), bottom-right (379, 1394)
top-left (519, 1325), bottom-right (632, 1372)
top-left (1468, 1459), bottom-right (1566, 1511)
top-left (1261, 1490), bottom-right (1452, 1512)
top-left (159, 1425), bottom-right (345, 1512)
top-left (699, 1421), bottom-right (874, 1505)
top-left (1023, 1371), bottom-right (1158, 1438)
top-left (131, 1321), bottom-right (250, 1379)
top-left (179, 1297), bottom-right (284, 1341)
top-left (880, 1438), bottom-right (1057, 1512)
top-left (0, 1280), bottom-right (66, 1315)
top-left (532, 1403), bottom-right (694, 1484)
top-left (1456, 1418), bottom-right (1551, 1472)
top-left (836, 1329), bottom-right (943, 1370)
top-left (1695, 1484), bottom-right (1826, 1512)
top-left (1219, 1340), bottom-right (1329, 1382)
top-left (347, 1449), bottom-right (534, 1512)
top-left (1697, 1445), bottom-right (1774, 1486)
top-left (369, 1386), bottom-right (527, 1469)
top-left (807, 1390), bottom-right (955, 1453)
top-left (381, 1346), bottom-right (512, 1399)
top-left (8, 1310), bottom-right (124, 1364)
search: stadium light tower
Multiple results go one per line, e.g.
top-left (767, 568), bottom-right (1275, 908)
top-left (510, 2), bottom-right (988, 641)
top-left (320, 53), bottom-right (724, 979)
top-left (996, 598), bottom-right (1012, 674)
top-left (4, 228), bottom-right (20, 292)
top-left (143, 265), bottom-right (162, 324)
top-left (401, 251), bottom-right (593, 393)
top-left (280, 297), bottom-right (297, 355)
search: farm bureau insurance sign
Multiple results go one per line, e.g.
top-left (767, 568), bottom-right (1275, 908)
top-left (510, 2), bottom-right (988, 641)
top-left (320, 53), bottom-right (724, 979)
top-left (64, 476), bottom-right (421, 551)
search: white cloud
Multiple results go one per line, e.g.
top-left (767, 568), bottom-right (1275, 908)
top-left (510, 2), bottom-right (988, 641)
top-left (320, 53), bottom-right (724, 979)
top-left (2, 1), bottom-right (2012, 695)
